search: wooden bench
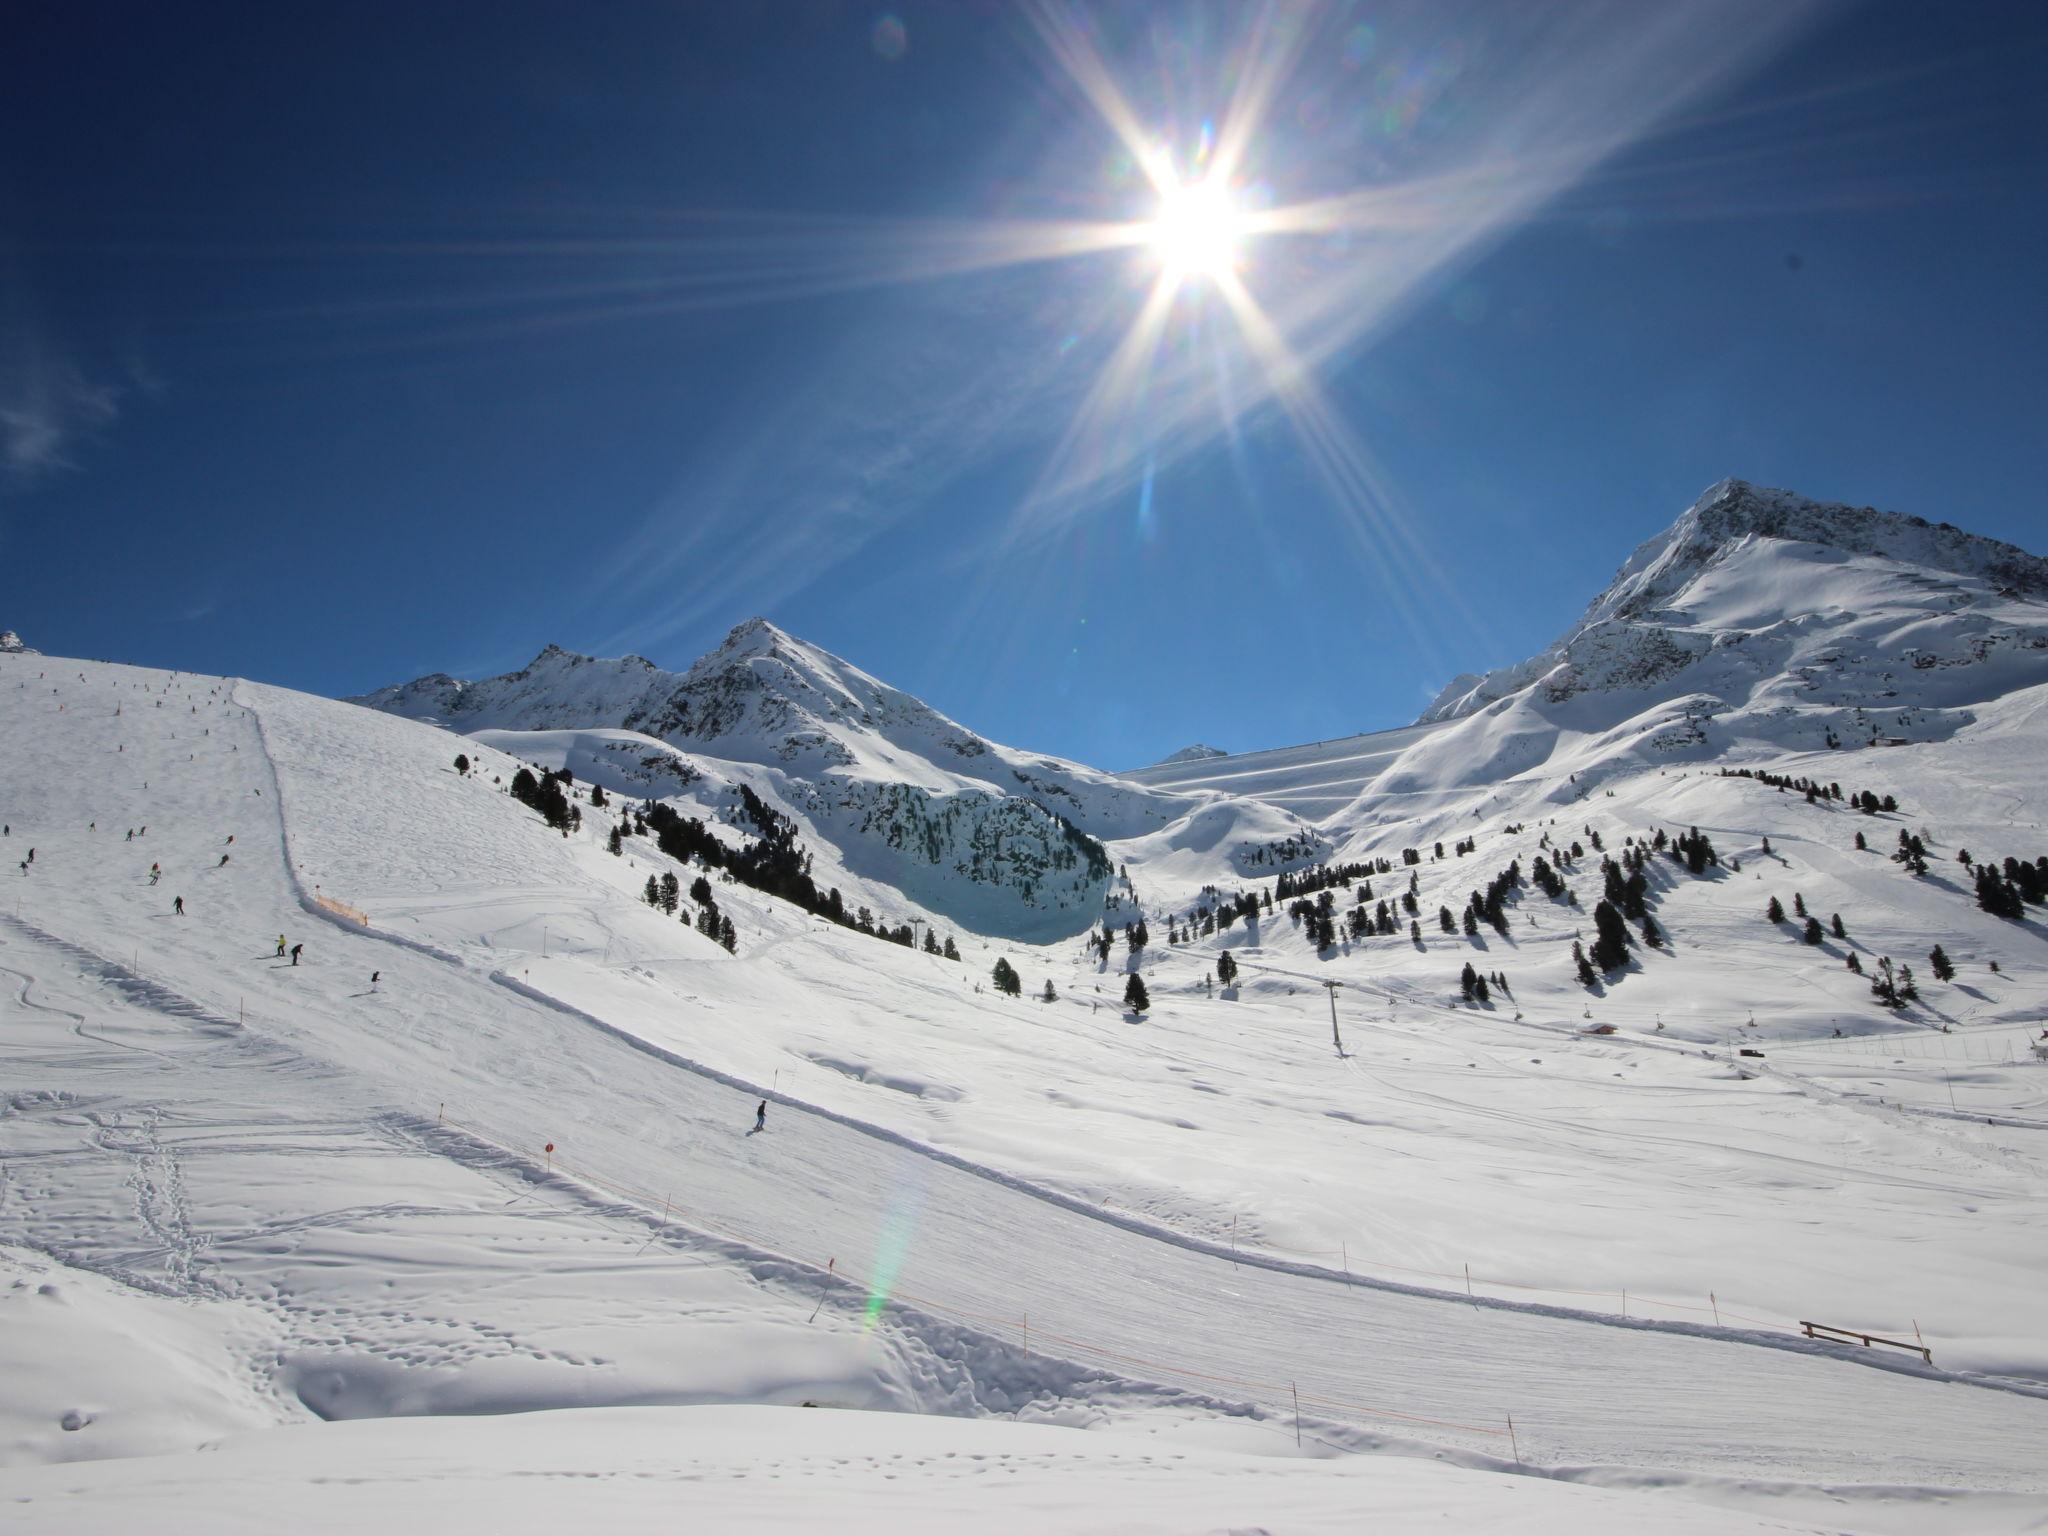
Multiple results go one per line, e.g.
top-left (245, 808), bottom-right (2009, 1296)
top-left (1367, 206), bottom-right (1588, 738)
top-left (1800, 1320), bottom-right (1932, 1366)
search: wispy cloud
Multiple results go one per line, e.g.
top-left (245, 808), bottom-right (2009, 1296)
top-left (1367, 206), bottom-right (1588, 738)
top-left (0, 311), bottom-right (125, 484)
top-left (579, 265), bottom-right (1122, 656)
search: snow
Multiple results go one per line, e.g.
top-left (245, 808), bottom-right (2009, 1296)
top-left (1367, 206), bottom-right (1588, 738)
top-left (7, 483), bottom-right (2048, 1529)
top-left (16, 1403), bottom-right (1981, 1536)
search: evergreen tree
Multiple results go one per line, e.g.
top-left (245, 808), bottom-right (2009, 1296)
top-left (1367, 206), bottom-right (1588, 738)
top-left (1041, 978), bottom-right (1057, 1003)
top-left (1766, 896), bottom-right (1785, 923)
top-left (1590, 898), bottom-right (1631, 972)
top-left (719, 915), bottom-right (737, 954)
top-left (454, 753), bottom-right (470, 776)
top-left (659, 872), bottom-right (680, 915)
top-left (643, 875), bottom-right (660, 908)
top-left (607, 825), bottom-right (624, 857)
top-left (1460, 961), bottom-right (1479, 1000)
top-left (1831, 912), bottom-right (1845, 939)
top-left (1802, 916), bottom-right (1823, 945)
top-left (1793, 892), bottom-right (1806, 918)
top-left (1123, 973), bottom-right (1150, 1013)
top-left (1473, 972), bottom-right (1490, 1003)
top-left (1216, 950), bottom-right (1238, 986)
top-left (943, 937), bottom-right (960, 962)
top-left (1439, 905), bottom-right (1456, 934)
top-left (1928, 944), bottom-right (1954, 982)
top-left (1573, 939), bottom-right (1598, 988)
top-left (1976, 865), bottom-right (2025, 919)
top-left (991, 958), bottom-right (1021, 996)
top-left (1640, 912), bottom-right (1661, 947)
top-left (1846, 951), bottom-right (1862, 974)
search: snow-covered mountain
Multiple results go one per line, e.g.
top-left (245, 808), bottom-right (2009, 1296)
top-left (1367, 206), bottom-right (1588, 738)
top-left (356, 619), bottom-right (1324, 940)
top-left (0, 629), bottom-right (35, 654)
top-left (1149, 479), bottom-right (2046, 833)
top-left (1331, 479), bottom-right (2048, 827)
top-left (1420, 478), bottom-right (2046, 730)
top-left (356, 481), bottom-right (2047, 935)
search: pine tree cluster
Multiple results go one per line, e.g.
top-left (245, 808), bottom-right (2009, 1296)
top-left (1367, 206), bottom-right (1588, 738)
top-left (1974, 853), bottom-right (2047, 918)
top-left (510, 766), bottom-right (579, 833)
top-left (1717, 767), bottom-right (1897, 815)
top-left (635, 790), bottom-right (953, 960)
top-left (1276, 860), bottom-right (1383, 899)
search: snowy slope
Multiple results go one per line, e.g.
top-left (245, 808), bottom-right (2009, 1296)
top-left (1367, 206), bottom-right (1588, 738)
top-left (10, 481), bottom-right (2048, 1529)
top-left (9, 643), bottom-right (2048, 1534)
top-left (12, 1405), bottom-right (1966, 1536)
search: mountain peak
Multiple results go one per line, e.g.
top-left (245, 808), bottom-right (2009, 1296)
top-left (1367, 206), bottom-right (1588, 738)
top-left (1607, 480), bottom-right (2048, 621)
top-left (0, 630), bottom-right (32, 655)
top-left (713, 617), bottom-right (795, 660)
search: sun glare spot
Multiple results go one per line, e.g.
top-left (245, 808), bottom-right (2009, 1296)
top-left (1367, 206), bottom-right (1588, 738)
top-left (1146, 177), bottom-right (1247, 281)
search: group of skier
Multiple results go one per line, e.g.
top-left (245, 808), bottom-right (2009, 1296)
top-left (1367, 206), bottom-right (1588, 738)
top-left (15, 809), bottom-right (780, 1141)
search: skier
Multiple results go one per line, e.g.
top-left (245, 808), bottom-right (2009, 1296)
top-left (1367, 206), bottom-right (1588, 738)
top-left (289, 943), bottom-right (303, 967)
top-left (173, 896), bottom-right (185, 916)
top-left (752, 1100), bottom-right (767, 1134)
top-left (275, 935), bottom-right (287, 958)
top-left (26, 848), bottom-right (33, 864)
top-left (370, 971), bottom-right (380, 989)
top-left (126, 829), bottom-right (133, 841)
top-left (218, 853), bottom-right (230, 868)
top-left (149, 864), bottom-right (161, 885)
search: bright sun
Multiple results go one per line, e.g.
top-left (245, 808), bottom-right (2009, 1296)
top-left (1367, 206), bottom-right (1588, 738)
top-left (1146, 177), bottom-right (1247, 281)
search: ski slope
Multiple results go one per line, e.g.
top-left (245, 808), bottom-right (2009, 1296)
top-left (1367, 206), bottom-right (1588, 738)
top-left (7, 650), bottom-right (2048, 1530)
top-left (1122, 722), bottom-right (1447, 820)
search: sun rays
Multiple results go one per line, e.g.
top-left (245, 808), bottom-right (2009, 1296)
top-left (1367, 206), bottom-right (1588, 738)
top-left (263, 1), bottom-right (1833, 653)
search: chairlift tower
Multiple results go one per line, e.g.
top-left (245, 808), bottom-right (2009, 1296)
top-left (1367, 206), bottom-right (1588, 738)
top-left (1321, 978), bottom-right (1344, 1057)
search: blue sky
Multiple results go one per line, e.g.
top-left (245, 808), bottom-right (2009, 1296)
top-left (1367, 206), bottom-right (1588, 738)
top-left (3, 1), bottom-right (2043, 768)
